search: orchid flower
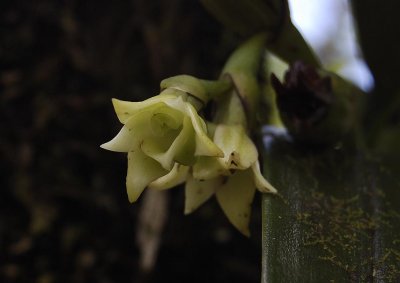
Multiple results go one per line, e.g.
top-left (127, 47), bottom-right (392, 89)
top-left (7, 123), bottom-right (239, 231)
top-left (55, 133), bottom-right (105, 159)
top-left (185, 124), bottom-right (277, 236)
top-left (101, 88), bottom-right (223, 202)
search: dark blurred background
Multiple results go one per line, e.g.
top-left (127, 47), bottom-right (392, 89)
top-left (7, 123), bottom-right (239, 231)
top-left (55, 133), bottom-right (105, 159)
top-left (0, 1), bottom-right (265, 282)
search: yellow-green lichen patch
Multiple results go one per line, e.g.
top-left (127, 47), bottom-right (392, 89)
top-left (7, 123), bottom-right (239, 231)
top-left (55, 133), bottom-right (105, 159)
top-left (296, 190), bottom-right (400, 282)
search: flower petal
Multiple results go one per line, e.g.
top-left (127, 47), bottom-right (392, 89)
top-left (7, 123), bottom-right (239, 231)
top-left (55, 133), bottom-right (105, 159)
top-left (213, 124), bottom-right (258, 170)
top-left (100, 122), bottom-right (137, 152)
top-left (168, 116), bottom-right (196, 165)
top-left (101, 103), bottom-right (167, 152)
top-left (192, 156), bottom-right (226, 180)
top-left (140, 105), bottom-right (186, 169)
top-left (148, 164), bottom-right (189, 190)
top-left (112, 95), bottom-right (178, 124)
top-left (126, 150), bottom-right (168, 202)
top-left (184, 175), bottom-right (220, 214)
top-left (185, 103), bottom-right (224, 157)
top-left (251, 161), bottom-right (277, 193)
top-left (215, 169), bottom-right (256, 237)
top-left (149, 94), bottom-right (223, 158)
top-left (143, 116), bottom-right (195, 170)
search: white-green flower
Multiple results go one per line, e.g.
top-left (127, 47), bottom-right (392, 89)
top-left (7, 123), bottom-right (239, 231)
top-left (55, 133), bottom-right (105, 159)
top-left (185, 124), bottom-right (276, 236)
top-left (101, 89), bottom-right (223, 202)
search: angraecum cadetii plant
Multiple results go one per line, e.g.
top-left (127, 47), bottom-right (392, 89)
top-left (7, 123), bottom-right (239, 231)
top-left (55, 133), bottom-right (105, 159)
top-left (102, 0), bottom-right (400, 281)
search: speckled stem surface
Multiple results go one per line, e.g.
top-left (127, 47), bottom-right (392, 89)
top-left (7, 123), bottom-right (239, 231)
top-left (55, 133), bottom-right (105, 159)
top-left (261, 134), bottom-right (400, 282)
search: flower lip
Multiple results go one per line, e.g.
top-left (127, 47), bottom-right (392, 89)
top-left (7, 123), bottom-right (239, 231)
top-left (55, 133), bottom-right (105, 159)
top-left (213, 124), bottom-right (258, 170)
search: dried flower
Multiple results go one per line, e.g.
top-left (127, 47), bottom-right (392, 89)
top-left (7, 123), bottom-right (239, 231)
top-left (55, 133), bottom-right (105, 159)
top-left (271, 61), bottom-right (362, 144)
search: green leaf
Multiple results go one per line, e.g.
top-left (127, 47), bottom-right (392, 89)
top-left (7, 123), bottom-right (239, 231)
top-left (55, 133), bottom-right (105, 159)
top-left (261, 135), bottom-right (400, 282)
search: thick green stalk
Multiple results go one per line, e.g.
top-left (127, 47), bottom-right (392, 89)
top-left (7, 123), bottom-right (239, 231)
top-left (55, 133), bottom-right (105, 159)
top-left (261, 137), bottom-right (400, 282)
top-left (218, 33), bottom-right (267, 129)
top-left (213, 89), bottom-right (248, 127)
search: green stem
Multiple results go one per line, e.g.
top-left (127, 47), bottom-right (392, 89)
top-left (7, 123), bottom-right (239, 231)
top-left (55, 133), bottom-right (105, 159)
top-left (213, 88), bottom-right (248, 127)
top-left (218, 33), bottom-right (267, 129)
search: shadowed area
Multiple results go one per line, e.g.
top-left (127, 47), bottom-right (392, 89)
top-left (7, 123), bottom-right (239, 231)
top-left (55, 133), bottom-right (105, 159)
top-left (0, 1), bottom-right (262, 282)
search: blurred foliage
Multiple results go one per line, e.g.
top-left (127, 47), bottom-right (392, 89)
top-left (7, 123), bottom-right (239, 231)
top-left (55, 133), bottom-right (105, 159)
top-left (0, 1), bottom-right (263, 282)
top-left (352, 0), bottom-right (400, 151)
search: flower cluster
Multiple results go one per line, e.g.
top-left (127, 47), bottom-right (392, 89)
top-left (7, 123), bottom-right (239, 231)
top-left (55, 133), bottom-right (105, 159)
top-left (102, 81), bottom-right (276, 236)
